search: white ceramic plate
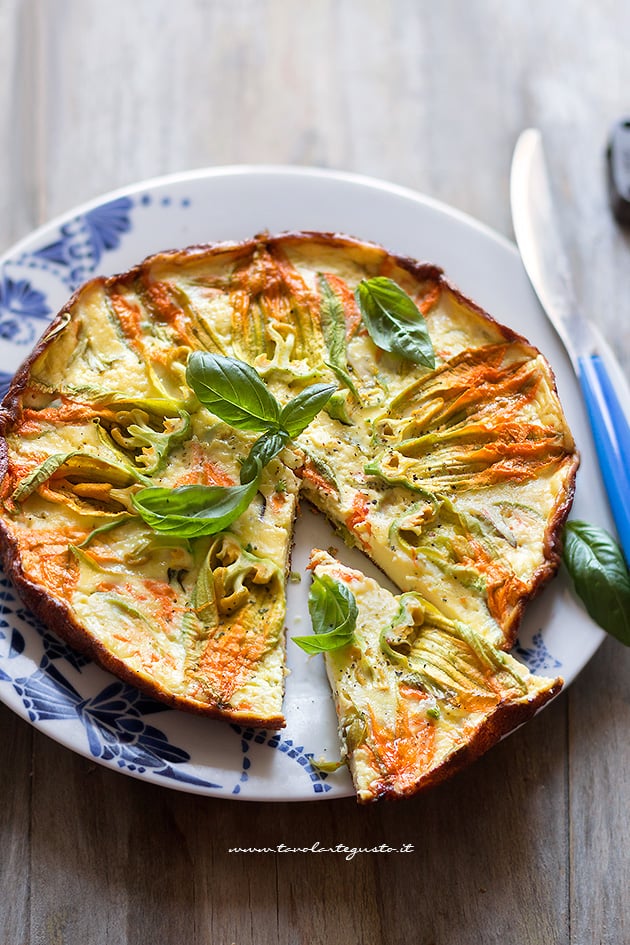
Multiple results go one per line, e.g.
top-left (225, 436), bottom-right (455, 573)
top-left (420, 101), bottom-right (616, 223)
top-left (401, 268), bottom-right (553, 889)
top-left (0, 167), bottom-right (608, 801)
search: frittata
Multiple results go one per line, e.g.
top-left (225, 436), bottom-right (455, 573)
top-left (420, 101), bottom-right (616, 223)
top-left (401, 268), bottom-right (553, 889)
top-left (307, 548), bottom-right (562, 801)
top-left (0, 232), bottom-right (577, 753)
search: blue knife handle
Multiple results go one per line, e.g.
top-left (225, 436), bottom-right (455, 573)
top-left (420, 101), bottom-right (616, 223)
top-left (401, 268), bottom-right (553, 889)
top-left (577, 353), bottom-right (630, 565)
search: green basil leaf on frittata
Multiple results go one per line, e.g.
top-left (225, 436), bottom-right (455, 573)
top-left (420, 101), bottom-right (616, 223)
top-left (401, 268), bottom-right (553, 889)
top-left (355, 276), bottom-right (435, 368)
top-left (186, 351), bottom-right (281, 431)
top-left (239, 429), bottom-right (289, 485)
top-left (279, 383), bottom-right (336, 438)
top-left (293, 573), bottom-right (358, 653)
top-left (132, 463), bottom-right (262, 538)
top-left (563, 520), bottom-right (630, 645)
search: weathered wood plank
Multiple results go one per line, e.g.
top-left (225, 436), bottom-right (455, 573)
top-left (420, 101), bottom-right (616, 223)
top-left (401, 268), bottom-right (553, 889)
top-left (569, 639), bottom-right (630, 945)
top-left (0, 0), bottom-right (45, 244)
top-left (0, 707), bottom-right (32, 945)
top-left (0, 1), bottom-right (38, 941)
top-left (29, 738), bottom-right (129, 945)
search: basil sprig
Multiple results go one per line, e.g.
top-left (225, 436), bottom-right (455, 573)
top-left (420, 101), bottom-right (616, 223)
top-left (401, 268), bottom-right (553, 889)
top-left (133, 354), bottom-right (335, 537)
top-left (187, 352), bottom-right (335, 441)
top-left (239, 429), bottom-right (289, 485)
top-left (293, 573), bottom-right (358, 654)
top-left (355, 276), bottom-right (435, 368)
top-left (563, 520), bottom-right (630, 645)
top-left (279, 383), bottom-right (339, 438)
top-left (186, 351), bottom-right (280, 431)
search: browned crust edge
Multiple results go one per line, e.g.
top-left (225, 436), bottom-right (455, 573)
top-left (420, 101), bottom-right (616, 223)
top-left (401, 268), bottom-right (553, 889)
top-left (0, 230), bottom-right (578, 726)
top-left (358, 677), bottom-right (564, 803)
top-left (499, 452), bottom-right (579, 647)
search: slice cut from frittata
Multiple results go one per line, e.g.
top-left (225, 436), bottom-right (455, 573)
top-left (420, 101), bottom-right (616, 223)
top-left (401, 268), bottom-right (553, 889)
top-left (308, 549), bottom-right (562, 802)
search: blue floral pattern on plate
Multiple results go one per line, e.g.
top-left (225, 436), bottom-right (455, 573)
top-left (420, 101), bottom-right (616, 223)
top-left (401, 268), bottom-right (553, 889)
top-left (33, 196), bottom-right (134, 288)
top-left (14, 667), bottom-right (220, 787)
top-left (0, 371), bottom-right (14, 399)
top-left (0, 196), bottom-right (135, 345)
top-left (515, 631), bottom-right (562, 675)
top-left (231, 726), bottom-right (333, 796)
top-left (0, 275), bottom-right (51, 343)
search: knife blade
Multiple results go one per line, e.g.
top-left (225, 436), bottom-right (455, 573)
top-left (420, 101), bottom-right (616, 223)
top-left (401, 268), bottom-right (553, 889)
top-left (510, 128), bottom-right (630, 565)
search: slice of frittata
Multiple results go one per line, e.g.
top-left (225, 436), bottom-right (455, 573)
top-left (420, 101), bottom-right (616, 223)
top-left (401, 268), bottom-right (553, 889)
top-left (307, 549), bottom-right (562, 802)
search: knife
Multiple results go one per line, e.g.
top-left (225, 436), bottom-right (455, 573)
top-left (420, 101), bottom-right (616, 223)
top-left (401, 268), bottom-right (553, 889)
top-left (510, 128), bottom-right (630, 565)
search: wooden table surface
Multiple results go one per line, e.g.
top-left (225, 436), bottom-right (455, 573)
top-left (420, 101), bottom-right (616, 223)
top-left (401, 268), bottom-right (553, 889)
top-left (1, 2), bottom-right (630, 943)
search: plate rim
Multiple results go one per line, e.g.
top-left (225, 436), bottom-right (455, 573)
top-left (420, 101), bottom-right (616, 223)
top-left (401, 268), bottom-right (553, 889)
top-left (1, 162), bottom-right (522, 267)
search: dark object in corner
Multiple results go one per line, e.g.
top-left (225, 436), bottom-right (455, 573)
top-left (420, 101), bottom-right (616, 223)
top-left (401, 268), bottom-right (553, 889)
top-left (606, 118), bottom-right (630, 226)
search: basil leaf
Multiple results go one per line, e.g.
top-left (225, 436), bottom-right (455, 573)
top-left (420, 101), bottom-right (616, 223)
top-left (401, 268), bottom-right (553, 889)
top-left (318, 274), bottom-right (359, 397)
top-left (132, 467), bottom-right (261, 538)
top-left (355, 276), bottom-right (435, 368)
top-left (279, 383), bottom-right (336, 438)
top-left (186, 351), bottom-right (281, 431)
top-left (293, 573), bottom-right (358, 653)
top-left (239, 429), bottom-right (289, 485)
top-left (563, 520), bottom-right (630, 645)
